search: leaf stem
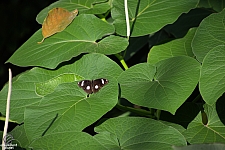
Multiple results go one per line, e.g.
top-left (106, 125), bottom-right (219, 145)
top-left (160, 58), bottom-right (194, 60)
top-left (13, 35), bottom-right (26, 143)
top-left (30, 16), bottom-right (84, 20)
top-left (115, 53), bottom-right (129, 70)
top-left (100, 17), bottom-right (107, 22)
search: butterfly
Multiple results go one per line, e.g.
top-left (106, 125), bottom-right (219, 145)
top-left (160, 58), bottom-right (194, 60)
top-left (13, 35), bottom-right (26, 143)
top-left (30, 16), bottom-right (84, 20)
top-left (77, 78), bottom-right (108, 94)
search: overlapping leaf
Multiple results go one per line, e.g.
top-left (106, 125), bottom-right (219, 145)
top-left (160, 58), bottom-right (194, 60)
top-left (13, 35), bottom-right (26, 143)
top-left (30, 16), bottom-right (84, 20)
top-left (112, 0), bottom-right (198, 36)
top-left (148, 28), bottom-right (196, 64)
top-left (118, 56), bottom-right (200, 114)
top-left (7, 14), bottom-right (128, 69)
top-left (183, 103), bottom-right (225, 144)
top-left (199, 45), bottom-right (225, 105)
top-left (192, 9), bottom-right (225, 62)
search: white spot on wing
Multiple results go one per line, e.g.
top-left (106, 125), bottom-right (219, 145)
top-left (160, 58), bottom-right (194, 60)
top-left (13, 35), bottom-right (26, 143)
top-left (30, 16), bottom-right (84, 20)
top-left (86, 85), bottom-right (90, 90)
top-left (81, 81), bottom-right (84, 86)
top-left (101, 79), bottom-right (105, 84)
top-left (95, 85), bottom-right (99, 89)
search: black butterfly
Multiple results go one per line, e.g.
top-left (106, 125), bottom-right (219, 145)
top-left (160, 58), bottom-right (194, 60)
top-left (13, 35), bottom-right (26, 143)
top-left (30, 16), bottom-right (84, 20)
top-left (78, 78), bottom-right (109, 94)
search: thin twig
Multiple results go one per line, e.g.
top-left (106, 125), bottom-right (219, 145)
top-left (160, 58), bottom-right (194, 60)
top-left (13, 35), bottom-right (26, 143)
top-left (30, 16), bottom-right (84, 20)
top-left (2, 69), bottom-right (12, 150)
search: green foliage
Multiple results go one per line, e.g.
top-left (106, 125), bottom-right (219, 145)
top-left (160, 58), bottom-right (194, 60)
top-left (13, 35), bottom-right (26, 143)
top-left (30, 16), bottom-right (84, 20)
top-left (112, 0), bottom-right (198, 36)
top-left (183, 102), bottom-right (225, 144)
top-left (1, 0), bottom-right (225, 149)
top-left (199, 45), bottom-right (225, 104)
top-left (7, 14), bottom-right (128, 68)
top-left (118, 56), bottom-right (200, 114)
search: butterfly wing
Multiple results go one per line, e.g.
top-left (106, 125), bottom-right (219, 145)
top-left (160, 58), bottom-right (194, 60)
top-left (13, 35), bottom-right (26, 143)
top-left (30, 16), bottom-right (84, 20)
top-left (77, 80), bottom-right (93, 94)
top-left (92, 78), bottom-right (109, 93)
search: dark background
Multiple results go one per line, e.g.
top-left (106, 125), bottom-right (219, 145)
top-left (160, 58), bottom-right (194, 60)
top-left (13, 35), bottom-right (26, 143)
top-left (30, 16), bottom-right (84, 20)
top-left (0, 0), bottom-right (56, 90)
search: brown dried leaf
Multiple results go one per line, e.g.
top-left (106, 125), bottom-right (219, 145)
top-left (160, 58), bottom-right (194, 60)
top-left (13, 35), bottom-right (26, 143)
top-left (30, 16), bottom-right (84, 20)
top-left (38, 8), bottom-right (78, 44)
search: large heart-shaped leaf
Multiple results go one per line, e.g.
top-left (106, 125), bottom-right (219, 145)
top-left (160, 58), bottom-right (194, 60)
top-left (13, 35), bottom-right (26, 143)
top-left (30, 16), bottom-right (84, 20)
top-left (7, 14), bottom-right (128, 69)
top-left (118, 56), bottom-right (200, 114)
top-left (192, 9), bottom-right (225, 62)
top-left (112, 0), bottom-right (198, 36)
top-left (199, 45), bottom-right (225, 105)
top-left (95, 117), bottom-right (187, 149)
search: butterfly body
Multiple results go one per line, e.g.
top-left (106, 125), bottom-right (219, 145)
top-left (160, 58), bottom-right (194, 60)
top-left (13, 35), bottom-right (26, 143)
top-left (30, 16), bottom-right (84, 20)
top-left (78, 78), bottom-right (108, 94)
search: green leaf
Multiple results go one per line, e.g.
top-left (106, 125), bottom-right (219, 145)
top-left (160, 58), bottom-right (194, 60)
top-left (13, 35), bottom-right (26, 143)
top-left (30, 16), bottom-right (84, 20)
top-left (35, 73), bottom-right (83, 96)
top-left (118, 56), bottom-right (200, 114)
top-left (192, 9), bottom-right (225, 62)
top-left (25, 77), bottom-right (118, 141)
top-left (199, 45), bottom-right (225, 105)
top-left (183, 103), bottom-right (225, 144)
top-left (160, 121), bottom-right (186, 135)
top-left (30, 131), bottom-right (109, 150)
top-left (112, 0), bottom-right (199, 36)
top-left (148, 28), bottom-right (196, 64)
top-left (25, 54), bottom-right (121, 144)
top-left (7, 14), bottom-right (128, 69)
top-left (0, 53), bottom-right (122, 125)
top-left (95, 117), bottom-right (187, 150)
top-left (36, 0), bottom-right (111, 24)
top-left (93, 131), bottom-right (120, 149)
top-left (9, 125), bottom-right (30, 148)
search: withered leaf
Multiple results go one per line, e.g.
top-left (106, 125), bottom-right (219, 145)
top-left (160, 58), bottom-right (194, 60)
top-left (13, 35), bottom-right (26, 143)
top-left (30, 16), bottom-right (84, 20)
top-left (38, 8), bottom-right (78, 44)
